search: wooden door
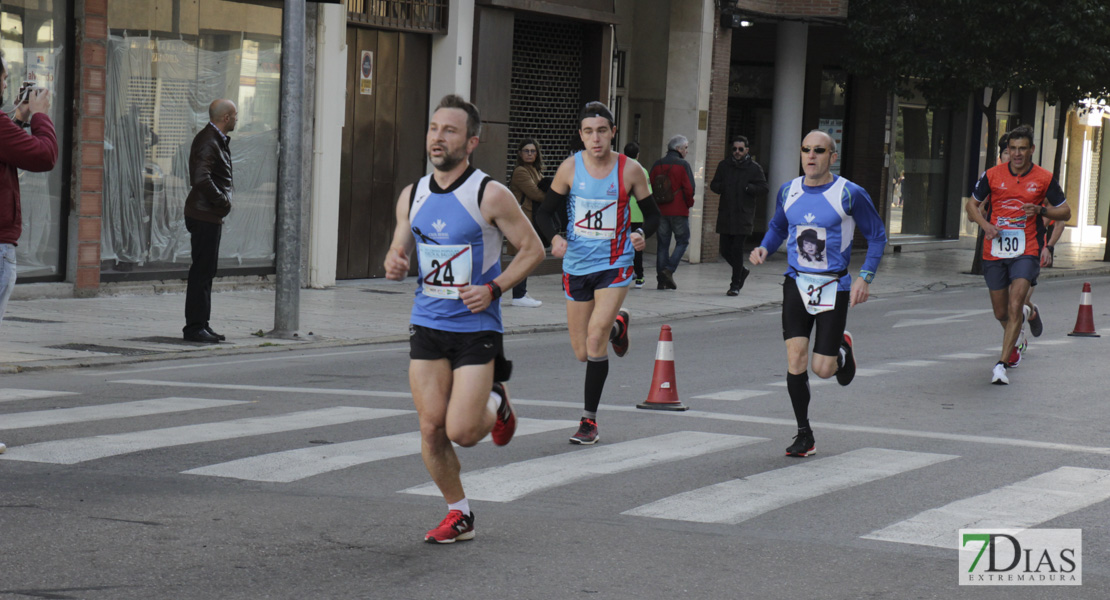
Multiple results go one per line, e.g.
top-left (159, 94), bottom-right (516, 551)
top-left (338, 27), bottom-right (430, 279)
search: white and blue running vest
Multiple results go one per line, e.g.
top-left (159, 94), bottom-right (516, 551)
top-left (563, 152), bottom-right (634, 275)
top-left (782, 176), bottom-right (854, 287)
top-left (409, 168), bottom-right (503, 333)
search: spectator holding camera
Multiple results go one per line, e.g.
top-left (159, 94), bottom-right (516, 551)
top-left (0, 53), bottom-right (58, 454)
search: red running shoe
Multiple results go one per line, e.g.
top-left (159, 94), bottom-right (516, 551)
top-left (1008, 346), bottom-right (1022, 368)
top-left (490, 382), bottom-right (516, 446)
top-left (424, 510), bottom-right (475, 544)
top-left (611, 309), bottom-right (630, 357)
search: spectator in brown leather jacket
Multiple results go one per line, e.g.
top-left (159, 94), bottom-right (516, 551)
top-left (183, 99), bottom-right (236, 343)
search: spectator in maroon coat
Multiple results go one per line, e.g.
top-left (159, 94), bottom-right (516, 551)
top-left (0, 52), bottom-right (59, 454)
top-left (649, 134), bottom-right (695, 289)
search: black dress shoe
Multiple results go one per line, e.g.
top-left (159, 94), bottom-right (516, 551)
top-left (205, 327), bottom-right (227, 341)
top-left (727, 286), bottom-right (740, 297)
top-left (737, 266), bottom-right (751, 290)
top-left (184, 330), bottom-right (221, 343)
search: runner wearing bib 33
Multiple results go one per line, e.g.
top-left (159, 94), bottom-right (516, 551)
top-left (967, 125), bottom-right (1070, 385)
top-left (750, 129), bottom-right (886, 458)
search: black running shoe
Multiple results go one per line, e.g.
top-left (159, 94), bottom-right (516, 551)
top-left (786, 429), bottom-right (816, 457)
top-left (835, 331), bottom-right (856, 386)
top-left (1028, 304), bottom-right (1043, 337)
top-left (569, 417), bottom-right (599, 445)
top-left (611, 309), bottom-right (630, 357)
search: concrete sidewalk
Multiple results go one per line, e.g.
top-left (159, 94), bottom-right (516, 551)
top-left (2, 243), bottom-right (1107, 372)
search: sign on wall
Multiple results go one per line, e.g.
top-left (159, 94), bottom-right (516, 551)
top-left (360, 50), bottom-right (373, 96)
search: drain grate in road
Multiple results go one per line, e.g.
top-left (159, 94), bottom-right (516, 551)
top-left (5, 316), bottom-right (63, 324)
top-left (48, 343), bottom-right (161, 356)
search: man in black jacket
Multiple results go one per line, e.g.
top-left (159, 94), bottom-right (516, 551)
top-left (183, 99), bottom-right (236, 343)
top-left (710, 136), bottom-right (767, 296)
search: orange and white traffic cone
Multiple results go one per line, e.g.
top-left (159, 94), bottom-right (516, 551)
top-left (637, 325), bottom-right (688, 411)
top-left (1068, 282), bottom-right (1101, 337)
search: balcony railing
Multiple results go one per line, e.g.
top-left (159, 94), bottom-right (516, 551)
top-left (347, 0), bottom-right (449, 34)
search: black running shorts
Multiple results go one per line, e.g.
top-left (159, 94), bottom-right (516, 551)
top-left (982, 255), bottom-right (1039, 291)
top-left (409, 324), bottom-right (502, 369)
top-left (781, 276), bottom-right (850, 357)
top-left (562, 266), bottom-right (635, 302)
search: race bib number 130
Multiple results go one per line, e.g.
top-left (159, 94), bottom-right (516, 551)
top-left (418, 243), bottom-right (472, 299)
top-left (990, 229), bottom-right (1025, 259)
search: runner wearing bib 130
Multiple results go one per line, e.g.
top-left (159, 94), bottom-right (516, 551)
top-left (967, 125), bottom-right (1070, 385)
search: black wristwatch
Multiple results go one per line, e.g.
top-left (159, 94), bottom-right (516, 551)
top-left (486, 281), bottom-right (503, 299)
top-left (1046, 245), bottom-right (1055, 255)
top-left (1039, 205), bottom-right (1047, 216)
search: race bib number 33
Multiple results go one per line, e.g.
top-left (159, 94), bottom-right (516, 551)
top-left (418, 243), bottom-right (472, 299)
top-left (573, 198), bottom-right (618, 240)
top-left (795, 272), bottom-right (838, 315)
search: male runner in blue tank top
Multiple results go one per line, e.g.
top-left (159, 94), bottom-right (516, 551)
top-left (749, 129), bottom-right (886, 457)
top-left (384, 95), bottom-right (544, 543)
top-left (536, 102), bottom-right (660, 445)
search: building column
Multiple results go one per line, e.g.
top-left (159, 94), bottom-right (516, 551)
top-left (72, 0), bottom-right (109, 296)
top-left (308, 4), bottom-right (347, 288)
top-left (660, 0), bottom-right (714, 263)
top-left (701, 17), bottom-right (733, 265)
top-left (766, 21), bottom-right (808, 237)
top-left (429, 0), bottom-right (475, 107)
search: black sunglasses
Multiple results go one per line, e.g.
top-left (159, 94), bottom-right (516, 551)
top-left (732, 147), bottom-right (746, 152)
top-left (801, 146), bottom-right (829, 154)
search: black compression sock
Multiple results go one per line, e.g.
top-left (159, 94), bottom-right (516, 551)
top-left (786, 371), bottom-right (811, 430)
top-left (584, 356), bottom-right (609, 414)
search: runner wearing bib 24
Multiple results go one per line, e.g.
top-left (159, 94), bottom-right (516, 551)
top-left (384, 95), bottom-right (544, 544)
top-left (967, 124), bottom-right (1070, 385)
top-left (750, 129), bottom-right (886, 458)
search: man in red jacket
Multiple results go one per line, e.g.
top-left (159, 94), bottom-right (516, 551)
top-left (0, 54), bottom-right (59, 454)
top-left (649, 134), bottom-right (695, 289)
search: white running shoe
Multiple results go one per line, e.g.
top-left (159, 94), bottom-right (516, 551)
top-left (1017, 329), bottom-right (1028, 354)
top-left (0, 442), bottom-right (6, 454)
top-left (512, 294), bottom-right (542, 308)
top-left (991, 362), bottom-right (1009, 385)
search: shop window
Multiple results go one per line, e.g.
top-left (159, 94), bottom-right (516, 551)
top-left (103, 0), bottom-right (282, 275)
top-left (892, 97), bottom-right (951, 236)
top-left (818, 69), bottom-right (847, 175)
top-left (2, 1), bottom-right (69, 280)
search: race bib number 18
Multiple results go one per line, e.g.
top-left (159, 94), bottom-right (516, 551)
top-left (417, 243), bottom-right (472, 299)
top-left (990, 229), bottom-right (1025, 259)
top-left (573, 198), bottom-right (618, 240)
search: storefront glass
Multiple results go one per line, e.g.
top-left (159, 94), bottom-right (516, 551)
top-left (103, 0), bottom-right (282, 276)
top-left (891, 87), bottom-right (952, 237)
top-left (2, 0), bottom-right (69, 280)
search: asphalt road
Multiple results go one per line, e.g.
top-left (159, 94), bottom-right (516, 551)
top-left (1, 276), bottom-right (1107, 599)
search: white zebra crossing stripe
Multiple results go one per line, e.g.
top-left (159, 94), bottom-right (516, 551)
top-left (1, 407), bottom-right (410, 465)
top-left (400, 432), bottom-right (764, 502)
top-left (691, 390), bottom-right (772, 401)
top-left (184, 418), bottom-right (574, 483)
top-left (0, 389), bottom-right (77, 403)
top-left (0, 398), bottom-right (246, 431)
top-left (624, 448), bottom-right (957, 524)
top-left (112, 379), bottom-right (412, 398)
top-left (939, 353), bottom-right (991, 360)
top-left (862, 466), bottom-right (1110, 549)
top-left (886, 360), bottom-right (939, 367)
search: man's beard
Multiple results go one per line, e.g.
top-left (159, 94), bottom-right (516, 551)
top-left (431, 149), bottom-right (465, 172)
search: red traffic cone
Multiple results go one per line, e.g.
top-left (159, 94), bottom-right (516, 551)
top-left (637, 325), bottom-right (688, 411)
top-left (1068, 282), bottom-right (1101, 337)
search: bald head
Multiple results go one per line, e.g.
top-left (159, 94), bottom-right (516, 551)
top-left (209, 99), bottom-right (238, 134)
